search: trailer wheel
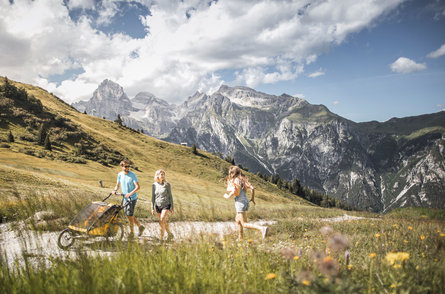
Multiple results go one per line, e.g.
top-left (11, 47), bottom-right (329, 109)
top-left (58, 228), bottom-right (75, 249)
top-left (106, 223), bottom-right (124, 242)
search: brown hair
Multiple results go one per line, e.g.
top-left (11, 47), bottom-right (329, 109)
top-left (120, 160), bottom-right (130, 166)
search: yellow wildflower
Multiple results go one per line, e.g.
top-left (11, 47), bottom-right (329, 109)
top-left (404, 240), bottom-right (408, 243)
top-left (408, 226), bottom-right (413, 230)
top-left (347, 265), bottom-right (353, 270)
top-left (420, 235), bottom-right (425, 240)
top-left (390, 284), bottom-right (397, 288)
top-left (393, 264), bottom-right (402, 269)
top-left (440, 233), bottom-right (445, 237)
top-left (293, 255), bottom-right (300, 260)
top-left (265, 273), bottom-right (277, 280)
top-left (375, 233), bottom-right (381, 238)
top-left (369, 253), bottom-right (376, 259)
top-left (302, 280), bottom-right (310, 286)
top-left (385, 252), bottom-right (409, 265)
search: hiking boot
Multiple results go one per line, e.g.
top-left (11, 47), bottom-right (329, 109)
top-left (261, 227), bottom-right (269, 239)
top-left (138, 225), bottom-right (145, 237)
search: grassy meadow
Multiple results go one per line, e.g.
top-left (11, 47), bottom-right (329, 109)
top-left (1, 78), bottom-right (445, 293)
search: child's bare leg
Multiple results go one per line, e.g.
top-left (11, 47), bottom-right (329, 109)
top-left (239, 213), bottom-right (268, 238)
top-left (236, 213), bottom-right (243, 240)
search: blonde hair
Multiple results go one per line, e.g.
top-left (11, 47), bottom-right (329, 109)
top-left (227, 165), bottom-right (247, 191)
top-left (154, 169), bottom-right (167, 186)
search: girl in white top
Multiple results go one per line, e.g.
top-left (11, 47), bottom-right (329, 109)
top-left (224, 165), bottom-right (268, 241)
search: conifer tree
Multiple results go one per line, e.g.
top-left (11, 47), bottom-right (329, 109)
top-left (37, 123), bottom-right (47, 145)
top-left (8, 130), bottom-right (14, 143)
top-left (115, 114), bottom-right (123, 126)
top-left (192, 144), bottom-right (198, 155)
top-left (44, 134), bottom-right (52, 151)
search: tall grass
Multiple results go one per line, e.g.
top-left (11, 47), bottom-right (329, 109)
top-left (1, 206), bottom-right (444, 293)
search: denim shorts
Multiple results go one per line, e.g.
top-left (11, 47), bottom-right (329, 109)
top-left (235, 198), bottom-right (250, 213)
top-left (123, 199), bottom-right (137, 216)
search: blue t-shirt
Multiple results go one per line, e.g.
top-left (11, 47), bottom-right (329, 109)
top-left (117, 171), bottom-right (138, 200)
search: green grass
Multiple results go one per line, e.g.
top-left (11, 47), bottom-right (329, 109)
top-left (1, 206), bottom-right (444, 293)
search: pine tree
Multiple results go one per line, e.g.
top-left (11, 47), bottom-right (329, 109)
top-left (8, 131), bottom-right (14, 143)
top-left (37, 123), bottom-right (47, 145)
top-left (192, 144), bottom-right (198, 155)
top-left (115, 114), bottom-right (123, 126)
top-left (291, 179), bottom-right (302, 195)
top-left (44, 134), bottom-right (52, 151)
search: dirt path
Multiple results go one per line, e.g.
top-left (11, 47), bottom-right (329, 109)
top-left (0, 214), bottom-right (370, 269)
top-left (0, 219), bottom-right (275, 269)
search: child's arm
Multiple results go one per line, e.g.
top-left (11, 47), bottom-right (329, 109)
top-left (245, 179), bottom-right (255, 204)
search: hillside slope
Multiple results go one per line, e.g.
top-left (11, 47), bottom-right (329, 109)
top-left (0, 77), bottom-right (311, 221)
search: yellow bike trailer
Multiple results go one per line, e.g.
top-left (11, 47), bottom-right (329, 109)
top-left (57, 193), bottom-right (126, 249)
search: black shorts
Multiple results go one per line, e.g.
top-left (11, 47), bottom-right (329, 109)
top-left (155, 204), bottom-right (171, 213)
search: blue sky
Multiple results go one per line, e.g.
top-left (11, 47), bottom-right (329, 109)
top-left (1, 0), bottom-right (444, 122)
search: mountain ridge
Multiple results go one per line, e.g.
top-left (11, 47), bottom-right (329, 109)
top-left (73, 79), bottom-right (445, 212)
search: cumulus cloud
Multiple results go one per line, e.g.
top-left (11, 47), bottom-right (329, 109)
top-left (390, 57), bottom-right (427, 74)
top-left (427, 43), bottom-right (445, 58)
top-left (0, 0), bottom-right (405, 104)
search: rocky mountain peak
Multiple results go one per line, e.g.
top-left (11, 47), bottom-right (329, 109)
top-left (78, 79), bottom-right (133, 119)
top-left (95, 79), bottom-right (125, 101)
top-left (132, 92), bottom-right (171, 109)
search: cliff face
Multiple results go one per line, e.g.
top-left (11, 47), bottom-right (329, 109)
top-left (164, 86), bottom-right (445, 212)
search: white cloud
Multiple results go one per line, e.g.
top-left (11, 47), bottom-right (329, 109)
top-left (427, 43), bottom-right (445, 58)
top-left (66, 0), bottom-right (95, 10)
top-left (293, 93), bottom-right (306, 99)
top-left (0, 0), bottom-right (405, 104)
top-left (308, 70), bottom-right (325, 78)
top-left (333, 100), bottom-right (340, 105)
top-left (390, 57), bottom-right (427, 74)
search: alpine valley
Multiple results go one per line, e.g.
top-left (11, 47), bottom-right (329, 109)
top-left (73, 79), bottom-right (445, 212)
